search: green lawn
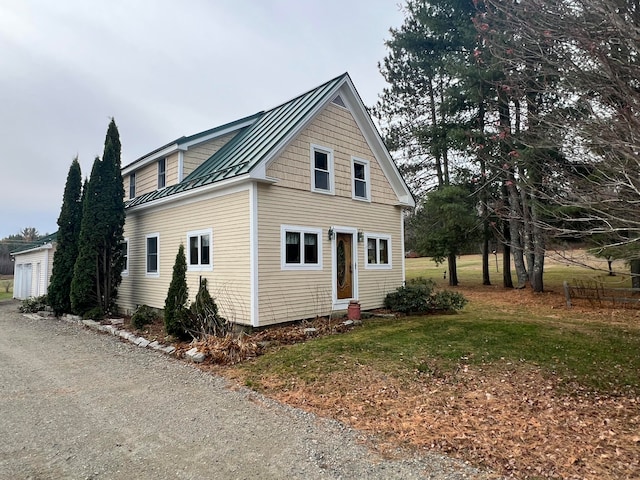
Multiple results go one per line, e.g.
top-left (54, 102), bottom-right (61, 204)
top-left (0, 279), bottom-right (13, 301)
top-left (240, 253), bottom-right (640, 396)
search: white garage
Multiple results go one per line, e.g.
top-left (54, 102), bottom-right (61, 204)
top-left (11, 233), bottom-right (57, 300)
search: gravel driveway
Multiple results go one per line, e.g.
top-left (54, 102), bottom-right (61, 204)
top-left (0, 300), bottom-right (492, 480)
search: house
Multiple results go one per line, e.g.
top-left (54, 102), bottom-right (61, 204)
top-left (11, 232), bottom-right (57, 300)
top-left (118, 73), bottom-right (415, 327)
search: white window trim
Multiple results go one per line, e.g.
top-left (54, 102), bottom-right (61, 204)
top-left (364, 233), bottom-right (392, 270)
top-left (351, 156), bottom-right (371, 202)
top-left (145, 233), bottom-right (160, 277)
top-left (280, 225), bottom-right (323, 270)
top-left (186, 228), bottom-right (213, 272)
top-left (310, 144), bottom-right (335, 195)
top-left (157, 158), bottom-right (166, 190)
top-left (122, 238), bottom-right (129, 276)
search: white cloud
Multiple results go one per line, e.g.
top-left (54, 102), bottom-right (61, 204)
top-left (0, 0), bottom-right (403, 239)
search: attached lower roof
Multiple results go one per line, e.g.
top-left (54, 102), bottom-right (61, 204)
top-left (10, 232), bottom-right (57, 255)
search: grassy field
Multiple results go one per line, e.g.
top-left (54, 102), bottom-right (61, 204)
top-left (242, 252), bottom-right (640, 394)
top-left (0, 277), bottom-right (13, 301)
top-left (231, 252), bottom-right (640, 479)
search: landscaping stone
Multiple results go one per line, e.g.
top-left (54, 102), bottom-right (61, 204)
top-left (104, 325), bottom-right (119, 335)
top-left (304, 328), bottom-right (318, 334)
top-left (342, 320), bottom-right (354, 326)
top-left (162, 346), bottom-right (176, 354)
top-left (82, 320), bottom-right (100, 329)
top-left (109, 318), bottom-right (124, 326)
top-left (185, 347), bottom-right (205, 363)
top-left (135, 337), bottom-right (150, 348)
top-left (149, 341), bottom-right (160, 349)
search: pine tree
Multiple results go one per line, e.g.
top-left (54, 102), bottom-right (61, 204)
top-left (164, 244), bottom-right (189, 338)
top-left (48, 158), bottom-right (83, 315)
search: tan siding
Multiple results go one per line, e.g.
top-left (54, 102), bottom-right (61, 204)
top-left (257, 184), bottom-right (403, 326)
top-left (183, 133), bottom-right (237, 178)
top-left (166, 152), bottom-right (179, 186)
top-left (266, 103), bottom-right (398, 205)
top-left (119, 189), bottom-right (252, 325)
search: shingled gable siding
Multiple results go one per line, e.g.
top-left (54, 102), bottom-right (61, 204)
top-left (118, 188), bottom-right (252, 325)
top-left (256, 185), bottom-right (403, 325)
top-left (266, 102), bottom-right (398, 205)
top-left (182, 132), bottom-right (238, 179)
top-left (257, 103), bottom-right (404, 325)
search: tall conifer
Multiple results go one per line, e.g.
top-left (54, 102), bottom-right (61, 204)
top-left (70, 117), bottom-right (126, 316)
top-left (71, 156), bottom-right (102, 315)
top-left (48, 158), bottom-right (83, 315)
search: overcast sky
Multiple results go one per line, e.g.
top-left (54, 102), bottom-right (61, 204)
top-left (0, 0), bottom-right (404, 240)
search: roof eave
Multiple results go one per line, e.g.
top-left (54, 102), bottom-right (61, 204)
top-left (11, 242), bottom-right (54, 256)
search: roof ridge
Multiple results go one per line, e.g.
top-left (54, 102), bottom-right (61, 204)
top-left (261, 72), bottom-right (349, 116)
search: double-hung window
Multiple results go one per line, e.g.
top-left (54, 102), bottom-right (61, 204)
top-left (129, 172), bottom-right (136, 199)
top-left (187, 229), bottom-right (213, 271)
top-left (310, 145), bottom-right (334, 194)
top-left (281, 225), bottom-right (322, 270)
top-left (157, 158), bottom-right (166, 189)
top-left (146, 233), bottom-right (160, 277)
top-left (365, 234), bottom-right (391, 269)
top-left (352, 157), bottom-right (370, 201)
top-left (122, 238), bottom-right (129, 276)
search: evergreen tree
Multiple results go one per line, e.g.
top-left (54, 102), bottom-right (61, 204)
top-left (99, 118), bottom-right (126, 312)
top-left (48, 158), bottom-right (83, 315)
top-left (71, 156), bottom-right (102, 315)
top-left (70, 119), bottom-right (125, 316)
top-left (164, 244), bottom-right (189, 338)
top-left (411, 185), bottom-right (478, 286)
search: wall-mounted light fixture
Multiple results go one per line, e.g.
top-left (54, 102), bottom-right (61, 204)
top-left (328, 227), bottom-right (334, 240)
top-left (357, 229), bottom-right (364, 242)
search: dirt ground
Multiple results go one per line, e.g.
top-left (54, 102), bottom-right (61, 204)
top-left (210, 286), bottom-right (640, 480)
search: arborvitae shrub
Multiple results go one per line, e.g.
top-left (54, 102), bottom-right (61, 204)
top-left (164, 244), bottom-right (189, 339)
top-left (189, 278), bottom-right (227, 337)
top-left (83, 306), bottom-right (105, 320)
top-left (131, 304), bottom-right (158, 329)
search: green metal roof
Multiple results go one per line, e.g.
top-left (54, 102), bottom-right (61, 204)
top-left (10, 231), bottom-right (57, 255)
top-left (126, 73), bottom-right (348, 209)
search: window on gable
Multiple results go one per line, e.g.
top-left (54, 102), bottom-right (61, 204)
top-left (281, 225), bottom-right (322, 270)
top-left (129, 172), bottom-right (136, 199)
top-left (158, 158), bottom-right (166, 189)
top-left (365, 234), bottom-right (391, 269)
top-left (352, 157), bottom-right (370, 201)
top-left (146, 233), bottom-right (159, 276)
top-left (310, 145), bottom-right (334, 194)
top-left (187, 229), bottom-right (212, 271)
top-left (122, 238), bottom-right (129, 276)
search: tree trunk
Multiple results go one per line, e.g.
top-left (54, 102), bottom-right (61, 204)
top-left (507, 181), bottom-right (528, 288)
top-left (482, 236), bottom-right (491, 285)
top-left (530, 206), bottom-right (545, 292)
top-left (631, 259), bottom-right (640, 289)
top-left (478, 91), bottom-right (491, 286)
top-left (447, 253), bottom-right (459, 286)
top-left (427, 77), bottom-right (444, 188)
top-left (503, 220), bottom-right (514, 288)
